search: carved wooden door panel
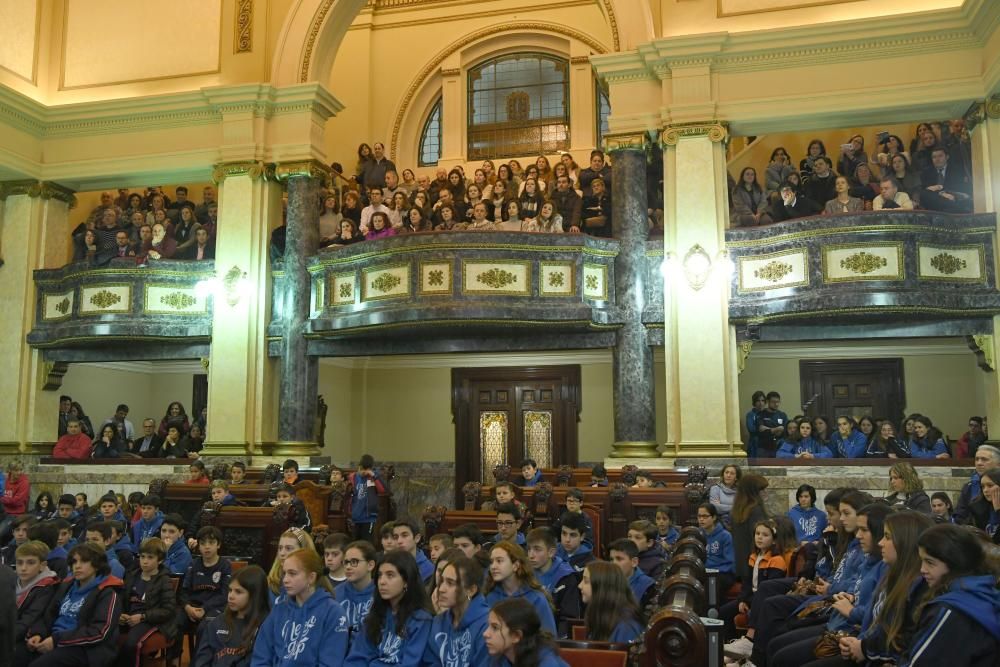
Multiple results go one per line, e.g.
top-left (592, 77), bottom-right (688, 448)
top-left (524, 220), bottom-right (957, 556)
top-left (452, 366), bottom-right (581, 507)
top-left (799, 359), bottom-right (905, 426)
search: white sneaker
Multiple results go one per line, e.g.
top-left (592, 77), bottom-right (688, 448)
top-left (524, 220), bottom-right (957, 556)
top-left (724, 636), bottom-right (754, 658)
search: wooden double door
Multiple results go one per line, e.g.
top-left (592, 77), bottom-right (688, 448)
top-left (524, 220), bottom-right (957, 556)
top-left (799, 358), bottom-right (905, 425)
top-left (452, 366), bottom-right (581, 507)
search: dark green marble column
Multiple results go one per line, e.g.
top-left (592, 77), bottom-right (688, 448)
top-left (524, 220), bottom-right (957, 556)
top-left (275, 161), bottom-right (326, 455)
top-left (607, 135), bottom-right (659, 458)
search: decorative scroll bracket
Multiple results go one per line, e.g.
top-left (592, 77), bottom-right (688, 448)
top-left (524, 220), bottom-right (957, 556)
top-left (967, 334), bottom-right (996, 372)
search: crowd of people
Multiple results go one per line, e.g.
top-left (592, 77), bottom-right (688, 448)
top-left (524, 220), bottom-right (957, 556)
top-left (0, 448), bottom-right (998, 666)
top-left (743, 390), bottom-right (984, 460)
top-left (54, 396), bottom-right (207, 460)
top-left (70, 186), bottom-right (218, 266)
top-left (729, 121), bottom-right (974, 225)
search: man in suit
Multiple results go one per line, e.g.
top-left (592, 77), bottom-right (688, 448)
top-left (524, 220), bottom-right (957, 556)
top-left (130, 418), bottom-right (163, 458)
top-left (920, 146), bottom-right (972, 213)
top-left (773, 183), bottom-right (821, 221)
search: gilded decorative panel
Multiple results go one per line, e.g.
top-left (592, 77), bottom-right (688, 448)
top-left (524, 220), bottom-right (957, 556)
top-left (143, 284), bottom-right (206, 315)
top-left (312, 278), bottom-right (324, 314)
top-left (419, 262), bottom-right (452, 295)
top-left (330, 272), bottom-right (356, 306)
top-left (737, 248), bottom-right (809, 293)
top-left (480, 411), bottom-right (508, 486)
top-left (43, 291), bottom-right (74, 321)
top-left (79, 284), bottom-right (131, 315)
top-left (362, 264), bottom-right (411, 301)
top-left (917, 243), bottom-right (985, 282)
top-left (462, 261), bottom-right (531, 296)
top-left (822, 243), bottom-right (903, 283)
top-left (539, 262), bottom-right (574, 297)
top-left (523, 410), bottom-right (553, 468)
top-left (583, 263), bottom-right (608, 300)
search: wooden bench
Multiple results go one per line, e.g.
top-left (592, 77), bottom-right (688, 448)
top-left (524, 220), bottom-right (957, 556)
top-left (492, 464), bottom-right (696, 488)
top-left (200, 505), bottom-right (291, 568)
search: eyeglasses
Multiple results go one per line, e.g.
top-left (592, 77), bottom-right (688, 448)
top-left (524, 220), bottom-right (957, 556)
top-left (496, 520), bottom-right (517, 527)
top-left (344, 559), bottom-right (366, 567)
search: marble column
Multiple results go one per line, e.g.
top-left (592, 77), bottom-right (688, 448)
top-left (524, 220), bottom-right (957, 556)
top-left (660, 122), bottom-right (743, 462)
top-left (606, 134), bottom-right (659, 458)
top-left (0, 181), bottom-right (75, 454)
top-left (205, 162), bottom-right (282, 456)
top-left (274, 160), bottom-right (327, 456)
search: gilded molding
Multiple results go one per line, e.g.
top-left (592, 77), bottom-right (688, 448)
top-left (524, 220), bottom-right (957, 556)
top-left (726, 224), bottom-right (996, 249)
top-left (235, 0), bottom-right (254, 54)
top-left (300, 0), bottom-right (337, 83)
top-left (439, 67), bottom-right (460, 77)
top-left (661, 122), bottom-right (729, 146)
top-left (737, 340), bottom-right (753, 375)
top-left (986, 95), bottom-right (1000, 120)
top-left (275, 160), bottom-right (331, 181)
top-left (968, 335), bottom-right (996, 372)
top-left (965, 101), bottom-right (986, 132)
top-left (0, 180), bottom-right (76, 207)
top-left (389, 21), bottom-right (609, 161)
top-left (570, 55), bottom-right (592, 65)
top-left (212, 161), bottom-right (276, 184)
top-left (603, 132), bottom-right (648, 153)
top-left (737, 306), bottom-right (1000, 325)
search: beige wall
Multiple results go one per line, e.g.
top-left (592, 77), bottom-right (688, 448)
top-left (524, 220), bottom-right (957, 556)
top-left (60, 363), bottom-right (203, 431)
top-left (738, 338), bottom-right (984, 438)
top-left (318, 353), bottom-right (628, 465)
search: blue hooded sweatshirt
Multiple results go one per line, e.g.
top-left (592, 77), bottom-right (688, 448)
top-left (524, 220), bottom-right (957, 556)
top-left (164, 538), bottom-right (193, 576)
top-left (132, 511), bottom-right (164, 549)
top-left (104, 547), bottom-right (125, 579)
top-left (702, 523), bottom-right (734, 573)
top-left (656, 526), bottom-right (680, 550)
top-left (907, 436), bottom-right (949, 459)
top-left (832, 430), bottom-right (868, 458)
top-left (555, 542), bottom-right (594, 573)
top-left (522, 470), bottom-right (543, 487)
top-left (250, 588), bottom-right (349, 666)
top-left (492, 648), bottom-right (569, 666)
top-left (335, 579), bottom-right (375, 644)
top-left (344, 607), bottom-right (433, 666)
top-left (828, 555), bottom-right (886, 632)
top-left (608, 617), bottom-right (645, 644)
top-left (794, 538), bottom-right (864, 615)
top-left (494, 532), bottom-right (527, 547)
top-left (424, 595), bottom-right (491, 667)
top-left (788, 505), bottom-right (828, 543)
top-left (535, 557), bottom-right (577, 595)
top-left (484, 584), bottom-right (557, 634)
top-left (628, 568), bottom-right (655, 605)
top-left (415, 549), bottom-right (435, 582)
top-left (52, 574), bottom-right (106, 634)
top-left (903, 575), bottom-right (1000, 666)
top-left (777, 437), bottom-right (833, 459)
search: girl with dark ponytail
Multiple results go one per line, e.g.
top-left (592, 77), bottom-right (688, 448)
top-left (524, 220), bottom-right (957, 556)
top-left (483, 597), bottom-right (568, 666)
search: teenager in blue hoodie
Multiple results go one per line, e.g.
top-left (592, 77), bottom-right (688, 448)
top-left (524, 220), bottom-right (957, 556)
top-left (901, 523), bottom-right (1000, 666)
top-left (654, 505), bottom-right (680, 550)
top-left (391, 518), bottom-right (435, 584)
top-left (697, 503), bottom-right (735, 591)
top-left (424, 555), bottom-right (492, 667)
top-left (347, 454), bottom-right (386, 543)
top-left (906, 416), bottom-right (951, 460)
top-left (344, 550), bottom-right (433, 666)
top-left (526, 528), bottom-right (582, 635)
top-left (777, 420), bottom-right (833, 459)
top-left (519, 459), bottom-right (543, 487)
top-left (788, 484), bottom-right (828, 544)
top-left (484, 598), bottom-right (569, 667)
top-left (767, 503), bottom-right (892, 667)
top-left (160, 513), bottom-right (193, 576)
top-left (193, 565), bottom-right (271, 667)
top-left (132, 494), bottom-right (165, 548)
top-left (830, 416), bottom-right (868, 458)
top-left (251, 547), bottom-right (349, 666)
top-left (554, 513), bottom-right (593, 574)
top-left (579, 561), bottom-right (645, 644)
top-left (484, 542), bottom-right (557, 634)
top-left (22, 542), bottom-right (124, 667)
top-left (494, 503), bottom-right (527, 547)
top-left (609, 539), bottom-right (657, 610)
top-left (83, 522), bottom-right (125, 580)
top-left (335, 541), bottom-right (377, 650)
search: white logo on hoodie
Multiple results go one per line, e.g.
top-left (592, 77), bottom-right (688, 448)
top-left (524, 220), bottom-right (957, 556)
top-left (282, 615), bottom-right (317, 660)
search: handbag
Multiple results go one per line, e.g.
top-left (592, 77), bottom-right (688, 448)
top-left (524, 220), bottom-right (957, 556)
top-left (788, 579), bottom-right (818, 596)
top-left (813, 630), bottom-right (849, 658)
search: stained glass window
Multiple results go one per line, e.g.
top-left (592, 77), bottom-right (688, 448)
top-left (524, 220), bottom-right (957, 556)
top-left (480, 411), bottom-right (508, 486)
top-left (467, 53), bottom-right (570, 160)
top-left (596, 81), bottom-right (610, 149)
top-left (523, 410), bottom-right (553, 469)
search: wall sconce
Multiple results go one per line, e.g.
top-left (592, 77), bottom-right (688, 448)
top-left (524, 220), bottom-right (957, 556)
top-left (662, 245), bottom-right (734, 291)
top-left (195, 265), bottom-right (252, 307)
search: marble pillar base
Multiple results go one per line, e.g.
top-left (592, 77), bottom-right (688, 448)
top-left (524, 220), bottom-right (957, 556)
top-left (610, 440), bottom-right (661, 458)
top-left (271, 440), bottom-right (321, 457)
top-left (204, 440), bottom-right (251, 456)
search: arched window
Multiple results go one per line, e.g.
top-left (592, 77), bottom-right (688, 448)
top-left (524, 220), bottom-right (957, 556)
top-left (418, 97), bottom-right (442, 167)
top-left (467, 53), bottom-right (570, 160)
top-left (596, 81), bottom-right (610, 149)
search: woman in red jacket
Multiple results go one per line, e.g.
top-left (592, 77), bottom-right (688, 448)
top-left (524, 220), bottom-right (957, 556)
top-left (0, 460), bottom-right (30, 542)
